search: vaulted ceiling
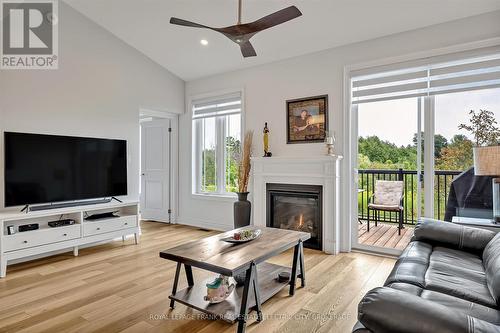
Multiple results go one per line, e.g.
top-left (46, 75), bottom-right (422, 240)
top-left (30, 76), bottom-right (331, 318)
top-left (64, 0), bottom-right (500, 81)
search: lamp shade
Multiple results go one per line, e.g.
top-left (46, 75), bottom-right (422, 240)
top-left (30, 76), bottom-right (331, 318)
top-left (474, 146), bottom-right (500, 176)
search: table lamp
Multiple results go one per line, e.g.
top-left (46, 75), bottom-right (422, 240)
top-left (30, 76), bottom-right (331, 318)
top-left (474, 145), bottom-right (500, 223)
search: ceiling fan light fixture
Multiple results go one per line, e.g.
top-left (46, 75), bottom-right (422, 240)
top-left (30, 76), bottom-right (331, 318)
top-left (170, 1), bottom-right (302, 58)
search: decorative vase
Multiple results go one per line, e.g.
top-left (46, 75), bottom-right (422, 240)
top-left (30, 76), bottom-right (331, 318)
top-left (234, 192), bottom-right (251, 228)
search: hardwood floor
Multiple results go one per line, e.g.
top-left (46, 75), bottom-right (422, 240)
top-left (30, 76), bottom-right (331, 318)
top-left (0, 222), bottom-right (395, 333)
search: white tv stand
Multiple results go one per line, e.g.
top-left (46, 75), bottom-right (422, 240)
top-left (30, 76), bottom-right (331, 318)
top-left (0, 200), bottom-right (139, 278)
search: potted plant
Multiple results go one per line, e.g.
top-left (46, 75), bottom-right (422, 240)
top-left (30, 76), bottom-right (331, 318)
top-left (234, 131), bottom-right (253, 228)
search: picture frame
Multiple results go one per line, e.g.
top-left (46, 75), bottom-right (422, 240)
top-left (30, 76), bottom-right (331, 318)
top-left (286, 95), bottom-right (328, 144)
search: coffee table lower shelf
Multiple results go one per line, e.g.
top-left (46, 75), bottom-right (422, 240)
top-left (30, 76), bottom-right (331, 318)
top-left (169, 262), bottom-right (291, 323)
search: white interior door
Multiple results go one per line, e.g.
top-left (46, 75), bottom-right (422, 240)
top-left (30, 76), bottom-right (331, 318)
top-left (140, 118), bottom-right (170, 222)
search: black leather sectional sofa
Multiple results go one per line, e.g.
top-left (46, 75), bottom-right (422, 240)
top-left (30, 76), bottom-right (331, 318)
top-left (353, 218), bottom-right (500, 333)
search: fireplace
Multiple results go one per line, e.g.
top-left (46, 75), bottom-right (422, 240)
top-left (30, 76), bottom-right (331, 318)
top-left (266, 183), bottom-right (322, 250)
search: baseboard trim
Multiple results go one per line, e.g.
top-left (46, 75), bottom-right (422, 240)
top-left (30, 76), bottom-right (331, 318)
top-left (175, 216), bottom-right (231, 231)
top-left (351, 248), bottom-right (399, 259)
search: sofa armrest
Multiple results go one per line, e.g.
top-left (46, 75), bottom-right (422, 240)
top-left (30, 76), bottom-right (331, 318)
top-left (413, 218), bottom-right (495, 253)
top-left (359, 287), bottom-right (500, 333)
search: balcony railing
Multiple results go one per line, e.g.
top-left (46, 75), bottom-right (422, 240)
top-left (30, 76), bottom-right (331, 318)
top-left (358, 169), bottom-right (463, 225)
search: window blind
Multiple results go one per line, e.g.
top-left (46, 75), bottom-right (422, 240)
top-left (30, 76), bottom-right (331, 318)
top-left (192, 92), bottom-right (242, 119)
top-left (351, 51), bottom-right (500, 104)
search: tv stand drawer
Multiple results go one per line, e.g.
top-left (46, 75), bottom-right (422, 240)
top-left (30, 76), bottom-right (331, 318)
top-left (4, 225), bottom-right (81, 252)
top-left (83, 216), bottom-right (137, 237)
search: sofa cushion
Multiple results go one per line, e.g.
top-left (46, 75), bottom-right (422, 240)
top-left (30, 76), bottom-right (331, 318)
top-left (484, 233), bottom-right (500, 304)
top-left (425, 262), bottom-right (494, 309)
top-left (387, 282), bottom-right (500, 324)
top-left (431, 246), bottom-right (485, 270)
top-left (385, 242), bottom-right (497, 308)
top-left (385, 241), bottom-right (432, 288)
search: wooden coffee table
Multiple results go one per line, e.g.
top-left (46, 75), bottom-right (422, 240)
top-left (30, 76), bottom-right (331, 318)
top-left (159, 226), bottom-right (310, 333)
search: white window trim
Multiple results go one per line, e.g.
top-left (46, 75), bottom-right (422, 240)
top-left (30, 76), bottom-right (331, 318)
top-left (190, 88), bottom-right (245, 199)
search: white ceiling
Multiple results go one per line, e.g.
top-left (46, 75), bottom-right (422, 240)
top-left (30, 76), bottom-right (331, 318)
top-left (64, 0), bottom-right (500, 81)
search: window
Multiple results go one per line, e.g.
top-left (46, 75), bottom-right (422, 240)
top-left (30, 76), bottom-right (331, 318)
top-left (192, 92), bottom-right (242, 196)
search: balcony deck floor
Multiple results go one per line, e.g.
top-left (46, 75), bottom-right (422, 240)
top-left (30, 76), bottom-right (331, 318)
top-left (358, 221), bottom-right (414, 250)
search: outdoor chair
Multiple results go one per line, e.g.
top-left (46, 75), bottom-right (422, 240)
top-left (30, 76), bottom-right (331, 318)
top-left (367, 180), bottom-right (404, 235)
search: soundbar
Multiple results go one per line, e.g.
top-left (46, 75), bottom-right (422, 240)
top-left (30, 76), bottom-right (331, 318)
top-left (22, 198), bottom-right (113, 213)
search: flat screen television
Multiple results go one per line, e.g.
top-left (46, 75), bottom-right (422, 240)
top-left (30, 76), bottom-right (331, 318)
top-left (4, 132), bottom-right (127, 207)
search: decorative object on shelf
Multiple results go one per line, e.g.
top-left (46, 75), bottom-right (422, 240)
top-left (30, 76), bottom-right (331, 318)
top-left (278, 271), bottom-right (291, 283)
top-left (221, 229), bottom-right (262, 243)
top-left (263, 122), bottom-right (272, 157)
top-left (459, 110), bottom-right (500, 223)
top-left (7, 225), bottom-right (15, 235)
top-left (287, 95), bottom-right (328, 144)
top-left (325, 132), bottom-right (335, 155)
top-left (234, 131), bottom-right (253, 228)
top-left (204, 275), bottom-right (235, 304)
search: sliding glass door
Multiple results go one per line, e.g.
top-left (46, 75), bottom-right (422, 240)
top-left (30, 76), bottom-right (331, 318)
top-left (356, 97), bottom-right (424, 251)
top-left (350, 49), bottom-right (500, 254)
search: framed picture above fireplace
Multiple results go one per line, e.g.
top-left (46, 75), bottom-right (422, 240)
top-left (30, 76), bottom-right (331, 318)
top-left (286, 95), bottom-right (328, 144)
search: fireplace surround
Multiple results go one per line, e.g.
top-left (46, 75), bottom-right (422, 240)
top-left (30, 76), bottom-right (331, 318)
top-left (266, 183), bottom-right (323, 250)
top-left (252, 155), bottom-right (342, 254)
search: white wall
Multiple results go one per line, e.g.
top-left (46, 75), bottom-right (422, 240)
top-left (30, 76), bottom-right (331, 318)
top-left (179, 10), bottom-right (500, 231)
top-left (0, 2), bottom-right (185, 209)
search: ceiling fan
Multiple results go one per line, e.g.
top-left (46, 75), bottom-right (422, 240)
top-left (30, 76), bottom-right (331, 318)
top-left (169, 0), bottom-right (302, 58)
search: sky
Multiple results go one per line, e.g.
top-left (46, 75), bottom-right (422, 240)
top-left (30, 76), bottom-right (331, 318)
top-left (200, 113), bottom-right (240, 150)
top-left (358, 88), bottom-right (500, 147)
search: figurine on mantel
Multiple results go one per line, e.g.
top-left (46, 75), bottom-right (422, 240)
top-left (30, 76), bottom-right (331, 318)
top-left (263, 122), bottom-right (272, 157)
top-left (325, 132), bottom-right (335, 156)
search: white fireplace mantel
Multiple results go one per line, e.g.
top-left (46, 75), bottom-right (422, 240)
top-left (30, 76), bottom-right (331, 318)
top-left (251, 155), bottom-right (343, 254)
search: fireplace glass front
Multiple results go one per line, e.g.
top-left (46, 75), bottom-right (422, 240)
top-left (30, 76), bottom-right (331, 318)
top-left (266, 183), bottom-right (322, 250)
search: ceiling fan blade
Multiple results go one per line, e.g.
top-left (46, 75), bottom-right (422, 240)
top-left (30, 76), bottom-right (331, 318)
top-left (240, 41), bottom-right (257, 57)
top-left (170, 17), bottom-right (211, 29)
top-left (246, 6), bottom-right (302, 32)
